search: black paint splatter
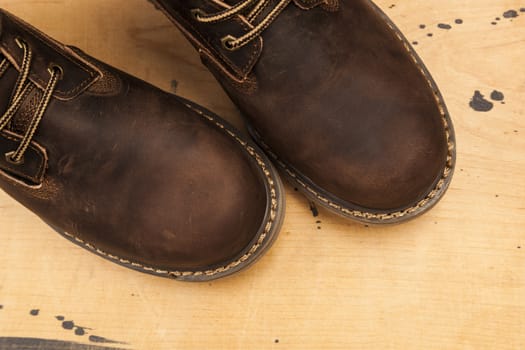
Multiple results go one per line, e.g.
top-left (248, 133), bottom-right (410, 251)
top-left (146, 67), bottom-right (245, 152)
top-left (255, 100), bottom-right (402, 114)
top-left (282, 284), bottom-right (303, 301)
top-left (89, 335), bottom-right (127, 345)
top-left (0, 305), bottom-right (3, 310)
top-left (53, 314), bottom-right (127, 345)
top-left (469, 91), bottom-right (493, 112)
top-left (388, 4), bottom-right (395, 9)
top-left (417, 19), bottom-right (463, 42)
top-left (438, 23), bottom-right (452, 29)
top-left (62, 321), bottom-right (75, 330)
top-left (29, 309), bottom-right (39, 316)
top-left (521, 8), bottom-right (525, 13)
top-left (0, 337), bottom-right (127, 350)
top-left (490, 90), bottom-right (504, 101)
top-left (75, 327), bottom-right (86, 336)
top-left (170, 80), bottom-right (179, 93)
top-left (59, 320), bottom-right (93, 337)
top-left (503, 10), bottom-right (519, 18)
top-left (491, 21), bottom-right (498, 25)
top-left (309, 201), bottom-right (319, 217)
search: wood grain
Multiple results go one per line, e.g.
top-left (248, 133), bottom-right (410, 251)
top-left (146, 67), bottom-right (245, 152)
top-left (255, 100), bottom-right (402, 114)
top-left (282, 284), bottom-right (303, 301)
top-left (0, 1), bottom-right (524, 349)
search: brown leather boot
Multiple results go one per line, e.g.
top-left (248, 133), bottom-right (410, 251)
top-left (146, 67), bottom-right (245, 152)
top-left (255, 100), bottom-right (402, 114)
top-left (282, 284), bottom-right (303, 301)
top-left (0, 9), bottom-right (285, 281)
top-left (150, 0), bottom-right (456, 224)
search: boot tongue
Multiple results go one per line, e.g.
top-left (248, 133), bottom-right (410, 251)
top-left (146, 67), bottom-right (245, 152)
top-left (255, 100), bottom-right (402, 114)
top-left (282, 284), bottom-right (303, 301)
top-left (10, 84), bottom-right (42, 135)
top-left (0, 62), bottom-right (41, 135)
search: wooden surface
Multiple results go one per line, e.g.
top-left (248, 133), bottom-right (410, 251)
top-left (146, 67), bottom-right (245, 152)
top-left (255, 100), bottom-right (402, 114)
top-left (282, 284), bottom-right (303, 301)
top-left (0, 1), bottom-right (524, 349)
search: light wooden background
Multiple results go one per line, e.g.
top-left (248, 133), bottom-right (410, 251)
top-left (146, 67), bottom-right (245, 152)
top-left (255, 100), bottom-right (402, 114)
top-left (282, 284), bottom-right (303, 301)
top-left (0, 1), bottom-right (524, 349)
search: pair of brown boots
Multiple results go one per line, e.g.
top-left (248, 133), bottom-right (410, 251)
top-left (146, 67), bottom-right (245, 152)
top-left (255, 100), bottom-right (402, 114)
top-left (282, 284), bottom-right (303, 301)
top-left (0, 1), bottom-right (455, 281)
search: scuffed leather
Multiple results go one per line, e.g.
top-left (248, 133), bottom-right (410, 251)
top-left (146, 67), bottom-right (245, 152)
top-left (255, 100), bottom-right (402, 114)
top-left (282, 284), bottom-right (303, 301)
top-left (156, 0), bottom-right (453, 212)
top-left (0, 9), bottom-right (272, 272)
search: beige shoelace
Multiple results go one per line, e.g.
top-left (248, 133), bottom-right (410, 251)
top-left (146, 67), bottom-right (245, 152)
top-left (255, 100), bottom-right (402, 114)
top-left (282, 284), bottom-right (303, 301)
top-left (192, 0), bottom-right (292, 50)
top-left (0, 38), bottom-right (61, 165)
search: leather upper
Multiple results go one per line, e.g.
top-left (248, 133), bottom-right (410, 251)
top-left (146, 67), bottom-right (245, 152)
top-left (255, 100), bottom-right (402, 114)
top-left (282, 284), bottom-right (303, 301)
top-left (0, 9), bottom-right (276, 274)
top-left (155, 0), bottom-right (455, 213)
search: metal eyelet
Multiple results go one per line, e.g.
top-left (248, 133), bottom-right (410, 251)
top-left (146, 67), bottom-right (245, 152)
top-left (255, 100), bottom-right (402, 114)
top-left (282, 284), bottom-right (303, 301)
top-left (5, 151), bottom-right (24, 166)
top-left (221, 35), bottom-right (237, 51)
top-left (47, 63), bottom-right (64, 80)
top-left (190, 8), bottom-right (207, 21)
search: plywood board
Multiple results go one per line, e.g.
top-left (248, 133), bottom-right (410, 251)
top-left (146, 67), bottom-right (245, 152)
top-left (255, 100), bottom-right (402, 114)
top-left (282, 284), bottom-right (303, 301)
top-left (0, 1), bottom-right (524, 349)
